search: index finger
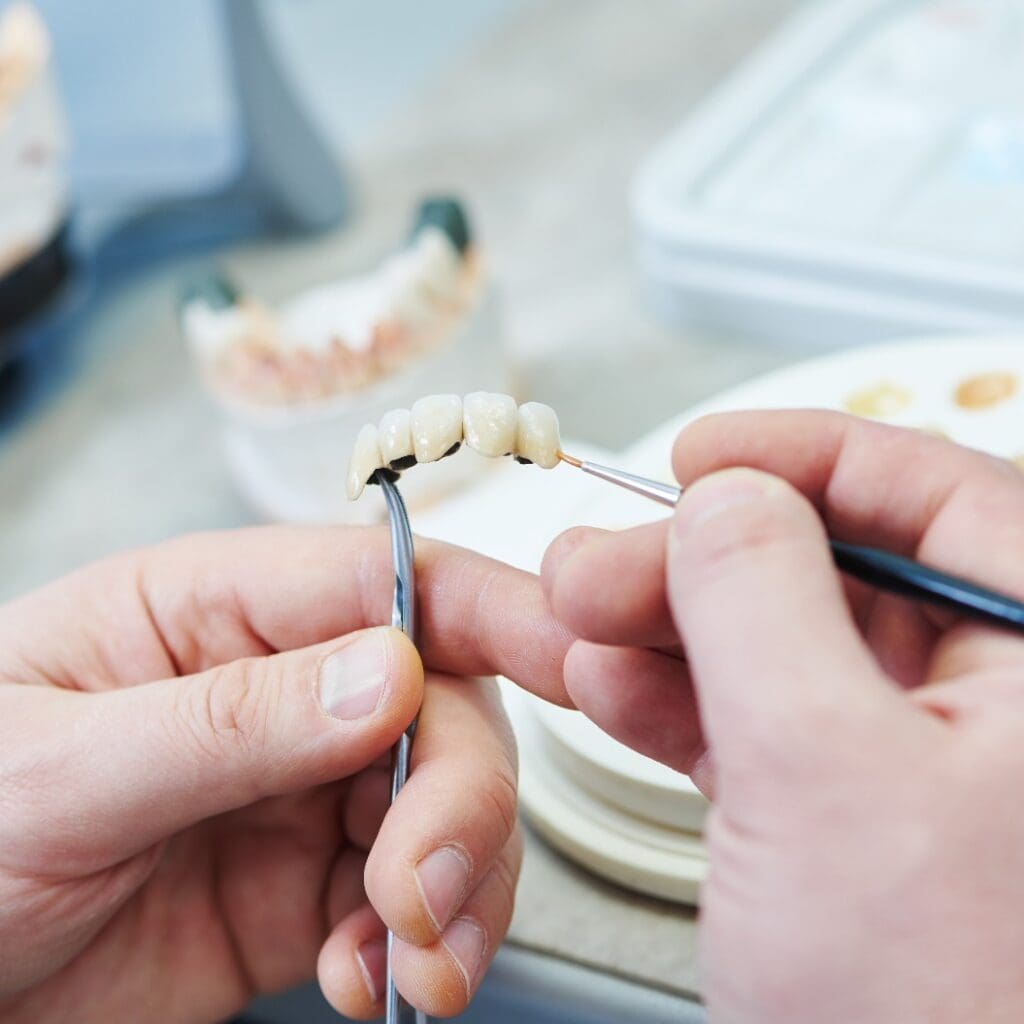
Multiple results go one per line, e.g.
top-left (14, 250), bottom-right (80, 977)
top-left (542, 410), bottom-right (1024, 656)
top-left (155, 526), bottom-right (574, 705)
top-left (674, 410), bottom-right (1024, 600)
top-left (3, 526), bottom-right (574, 706)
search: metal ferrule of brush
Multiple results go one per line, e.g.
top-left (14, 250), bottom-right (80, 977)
top-left (578, 460), bottom-right (681, 507)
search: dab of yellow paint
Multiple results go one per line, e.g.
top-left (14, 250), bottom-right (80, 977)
top-left (954, 371), bottom-right (1018, 410)
top-left (844, 381), bottom-right (912, 419)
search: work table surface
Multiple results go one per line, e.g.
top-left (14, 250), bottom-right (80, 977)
top-left (0, 0), bottom-right (805, 1002)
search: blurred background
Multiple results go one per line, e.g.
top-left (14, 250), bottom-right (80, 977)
top-left (1, 0), bottom-right (810, 601)
top-left (3, 2), bottom-right (1023, 1021)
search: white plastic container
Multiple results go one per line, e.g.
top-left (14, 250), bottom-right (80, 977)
top-left (633, 0), bottom-right (1024, 347)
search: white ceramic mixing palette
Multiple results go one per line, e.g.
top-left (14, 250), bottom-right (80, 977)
top-left (502, 684), bottom-right (707, 904)
top-left (415, 336), bottom-right (1024, 905)
top-left (530, 696), bottom-right (704, 833)
top-left (615, 336), bottom-right (1024, 487)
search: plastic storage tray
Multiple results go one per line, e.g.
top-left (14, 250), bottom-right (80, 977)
top-left (633, 0), bottom-right (1024, 347)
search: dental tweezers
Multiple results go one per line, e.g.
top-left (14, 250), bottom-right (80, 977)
top-left (561, 456), bottom-right (1024, 634)
top-left (376, 472), bottom-right (429, 1024)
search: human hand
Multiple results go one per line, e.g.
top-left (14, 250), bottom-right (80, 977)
top-left (0, 526), bottom-right (570, 1023)
top-left (542, 411), bottom-right (1024, 1022)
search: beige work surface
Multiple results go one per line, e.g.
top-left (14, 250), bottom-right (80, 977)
top-left (514, 825), bottom-right (700, 998)
top-left (0, 0), bottom-right (804, 1002)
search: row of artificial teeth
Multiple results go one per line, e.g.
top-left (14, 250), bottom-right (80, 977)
top-left (346, 393), bottom-right (561, 500)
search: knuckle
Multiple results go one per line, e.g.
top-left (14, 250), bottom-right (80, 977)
top-left (478, 764), bottom-right (519, 843)
top-left (181, 657), bottom-right (276, 765)
top-left (489, 846), bottom-right (521, 925)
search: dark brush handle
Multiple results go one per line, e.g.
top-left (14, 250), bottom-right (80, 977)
top-left (574, 458), bottom-right (1024, 636)
top-left (829, 540), bottom-right (1024, 634)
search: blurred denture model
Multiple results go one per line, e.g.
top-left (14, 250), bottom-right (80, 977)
top-left (181, 198), bottom-right (482, 407)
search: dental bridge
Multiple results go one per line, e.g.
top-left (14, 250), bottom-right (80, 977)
top-left (346, 392), bottom-right (562, 500)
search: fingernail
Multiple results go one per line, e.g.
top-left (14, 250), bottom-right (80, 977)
top-left (319, 629), bottom-right (388, 720)
top-left (355, 938), bottom-right (387, 1003)
top-left (442, 917), bottom-right (486, 996)
top-left (675, 469), bottom-right (772, 533)
top-left (416, 845), bottom-right (471, 931)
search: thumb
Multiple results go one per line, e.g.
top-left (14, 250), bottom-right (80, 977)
top-left (10, 626), bottom-right (422, 868)
top-left (666, 469), bottom-right (897, 784)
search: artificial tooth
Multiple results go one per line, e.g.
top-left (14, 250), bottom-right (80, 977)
top-left (515, 402), bottom-right (561, 469)
top-left (379, 407), bottom-right (416, 469)
top-left (413, 228), bottom-right (462, 300)
top-left (345, 424), bottom-right (384, 500)
top-left (463, 391), bottom-right (517, 458)
top-left (410, 394), bottom-right (463, 463)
